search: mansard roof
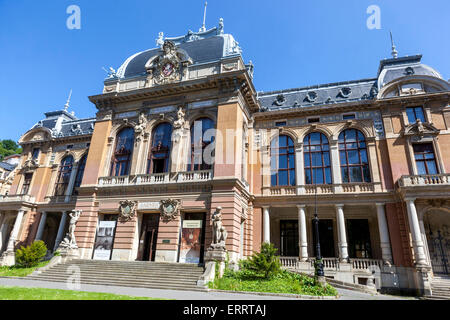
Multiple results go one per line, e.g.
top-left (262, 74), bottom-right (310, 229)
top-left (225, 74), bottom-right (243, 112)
top-left (114, 22), bottom-right (242, 80)
top-left (30, 110), bottom-right (95, 140)
top-left (0, 161), bottom-right (16, 172)
top-left (257, 78), bottom-right (378, 112)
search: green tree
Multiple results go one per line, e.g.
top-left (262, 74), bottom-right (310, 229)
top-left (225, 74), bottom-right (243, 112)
top-left (243, 242), bottom-right (281, 279)
top-left (0, 139), bottom-right (22, 161)
top-left (15, 241), bottom-right (48, 268)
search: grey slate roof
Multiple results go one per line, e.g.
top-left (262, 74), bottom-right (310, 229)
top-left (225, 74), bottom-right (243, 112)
top-left (31, 110), bottom-right (95, 139)
top-left (115, 27), bottom-right (242, 80)
top-left (258, 79), bottom-right (378, 111)
top-left (57, 118), bottom-right (96, 138)
top-left (0, 162), bottom-right (16, 172)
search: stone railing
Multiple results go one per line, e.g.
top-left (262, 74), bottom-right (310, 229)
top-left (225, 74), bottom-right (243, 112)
top-left (341, 183), bottom-right (376, 193)
top-left (279, 257), bottom-right (299, 268)
top-left (350, 258), bottom-right (383, 271)
top-left (176, 170), bottom-right (212, 182)
top-left (310, 258), bottom-right (340, 270)
top-left (98, 176), bottom-right (130, 186)
top-left (268, 186), bottom-right (297, 196)
top-left (0, 194), bottom-right (36, 203)
top-left (135, 173), bottom-right (170, 184)
top-left (98, 170), bottom-right (213, 187)
top-left (398, 174), bottom-right (450, 187)
top-left (44, 195), bottom-right (77, 204)
top-left (304, 185), bottom-right (333, 194)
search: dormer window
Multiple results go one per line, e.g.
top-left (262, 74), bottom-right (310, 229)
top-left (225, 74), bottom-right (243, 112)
top-left (32, 148), bottom-right (40, 161)
top-left (406, 107), bottom-right (426, 124)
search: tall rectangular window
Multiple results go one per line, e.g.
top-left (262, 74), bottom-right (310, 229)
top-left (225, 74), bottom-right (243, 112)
top-left (406, 107), bottom-right (426, 124)
top-left (21, 173), bottom-right (33, 195)
top-left (413, 143), bottom-right (438, 175)
top-left (32, 148), bottom-right (40, 161)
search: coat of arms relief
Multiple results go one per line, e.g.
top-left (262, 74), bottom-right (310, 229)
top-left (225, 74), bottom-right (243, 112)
top-left (145, 40), bottom-right (193, 85)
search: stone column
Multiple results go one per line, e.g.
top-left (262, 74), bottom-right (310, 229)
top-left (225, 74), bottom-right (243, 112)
top-left (335, 204), bottom-right (349, 262)
top-left (263, 207), bottom-right (270, 243)
top-left (329, 139), bottom-right (342, 192)
top-left (295, 142), bottom-right (304, 194)
top-left (405, 198), bottom-right (428, 266)
top-left (297, 205), bottom-right (308, 261)
top-left (53, 211), bottom-right (68, 251)
top-left (375, 203), bottom-right (393, 264)
top-left (6, 209), bottom-right (25, 251)
top-left (65, 164), bottom-right (78, 202)
top-left (35, 211), bottom-right (47, 241)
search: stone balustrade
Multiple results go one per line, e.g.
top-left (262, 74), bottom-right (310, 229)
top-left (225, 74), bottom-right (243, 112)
top-left (0, 194), bottom-right (36, 203)
top-left (98, 170), bottom-right (213, 187)
top-left (266, 182), bottom-right (379, 196)
top-left (398, 174), bottom-right (450, 187)
top-left (350, 258), bottom-right (383, 270)
top-left (280, 256), bottom-right (383, 273)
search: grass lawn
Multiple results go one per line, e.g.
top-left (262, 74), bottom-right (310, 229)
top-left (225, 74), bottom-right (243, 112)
top-left (0, 261), bottom-right (50, 277)
top-left (209, 269), bottom-right (338, 297)
top-left (0, 286), bottom-right (164, 300)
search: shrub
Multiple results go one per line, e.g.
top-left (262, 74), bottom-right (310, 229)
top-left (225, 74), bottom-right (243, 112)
top-left (243, 242), bottom-right (281, 279)
top-left (15, 241), bottom-right (48, 268)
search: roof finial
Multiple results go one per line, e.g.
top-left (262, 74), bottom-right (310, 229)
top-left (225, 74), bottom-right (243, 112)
top-left (390, 31), bottom-right (398, 59)
top-left (200, 1), bottom-right (207, 32)
top-left (64, 89), bottom-right (72, 111)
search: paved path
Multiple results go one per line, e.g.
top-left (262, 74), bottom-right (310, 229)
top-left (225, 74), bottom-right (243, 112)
top-left (0, 278), bottom-right (414, 300)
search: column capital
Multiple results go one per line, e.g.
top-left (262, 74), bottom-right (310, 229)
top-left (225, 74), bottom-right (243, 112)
top-left (296, 204), bottom-right (306, 209)
top-left (375, 202), bottom-right (385, 207)
top-left (335, 204), bottom-right (344, 209)
top-left (261, 206), bottom-right (270, 210)
top-left (405, 197), bottom-right (417, 203)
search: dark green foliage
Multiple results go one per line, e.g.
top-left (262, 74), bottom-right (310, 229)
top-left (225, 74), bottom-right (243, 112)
top-left (209, 269), bottom-right (338, 296)
top-left (15, 241), bottom-right (48, 268)
top-left (0, 140), bottom-right (22, 161)
top-left (242, 242), bottom-right (281, 279)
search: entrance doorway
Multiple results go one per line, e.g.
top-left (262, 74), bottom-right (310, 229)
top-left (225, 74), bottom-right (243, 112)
top-left (312, 219), bottom-right (335, 258)
top-left (139, 214), bottom-right (160, 262)
top-left (178, 212), bottom-right (206, 264)
top-left (424, 210), bottom-right (450, 275)
top-left (280, 220), bottom-right (298, 257)
top-left (346, 219), bottom-right (372, 258)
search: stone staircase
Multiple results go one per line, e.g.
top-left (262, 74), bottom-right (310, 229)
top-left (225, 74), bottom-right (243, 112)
top-left (424, 275), bottom-right (450, 300)
top-left (27, 259), bottom-right (206, 292)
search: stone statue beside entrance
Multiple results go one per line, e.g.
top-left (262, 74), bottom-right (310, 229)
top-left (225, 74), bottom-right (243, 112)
top-left (59, 210), bottom-right (81, 249)
top-left (211, 206), bottom-right (227, 249)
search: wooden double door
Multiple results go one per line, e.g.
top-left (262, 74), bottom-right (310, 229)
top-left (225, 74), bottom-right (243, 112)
top-left (138, 214), bottom-right (160, 261)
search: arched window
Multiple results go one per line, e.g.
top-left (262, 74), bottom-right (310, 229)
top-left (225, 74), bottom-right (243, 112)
top-left (54, 156), bottom-right (74, 196)
top-left (338, 129), bottom-right (371, 183)
top-left (188, 118), bottom-right (215, 171)
top-left (110, 127), bottom-right (135, 176)
top-left (271, 135), bottom-right (296, 186)
top-left (303, 132), bottom-right (332, 184)
top-left (72, 154), bottom-right (87, 195)
top-left (147, 123), bottom-right (173, 174)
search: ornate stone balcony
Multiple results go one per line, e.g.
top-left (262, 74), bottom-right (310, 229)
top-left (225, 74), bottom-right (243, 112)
top-left (398, 174), bottom-right (450, 187)
top-left (0, 194), bottom-right (35, 203)
top-left (265, 182), bottom-right (380, 196)
top-left (98, 170), bottom-right (213, 187)
top-left (44, 195), bottom-right (77, 204)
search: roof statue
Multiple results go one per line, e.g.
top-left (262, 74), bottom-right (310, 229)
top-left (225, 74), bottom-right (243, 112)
top-left (156, 32), bottom-right (164, 48)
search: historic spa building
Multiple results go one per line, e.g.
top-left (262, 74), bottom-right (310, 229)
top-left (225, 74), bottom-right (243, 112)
top-left (0, 20), bottom-right (449, 295)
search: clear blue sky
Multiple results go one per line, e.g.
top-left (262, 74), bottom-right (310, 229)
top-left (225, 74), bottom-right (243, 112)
top-left (0, 0), bottom-right (449, 141)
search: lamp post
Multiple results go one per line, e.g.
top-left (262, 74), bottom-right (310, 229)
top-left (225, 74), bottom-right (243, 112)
top-left (313, 156), bottom-right (324, 280)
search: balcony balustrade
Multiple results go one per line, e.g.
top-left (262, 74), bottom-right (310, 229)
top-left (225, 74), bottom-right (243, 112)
top-left (279, 256), bottom-right (383, 272)
top-left (398, 174), bottom-right (450, 187)
top-left (98, 170), bottom-right (213, 187)
top-left (265, 182), bottom-right (380, 196)
top-left (0, 194), bottom-right (35, 203)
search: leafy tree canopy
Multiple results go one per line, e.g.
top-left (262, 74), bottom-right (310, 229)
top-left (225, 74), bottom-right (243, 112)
top-left (0, 139), bottom-right (22, 161)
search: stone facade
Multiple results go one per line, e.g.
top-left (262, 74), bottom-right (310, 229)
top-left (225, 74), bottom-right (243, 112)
top-left (0, 21), bottom-right (449, 295)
